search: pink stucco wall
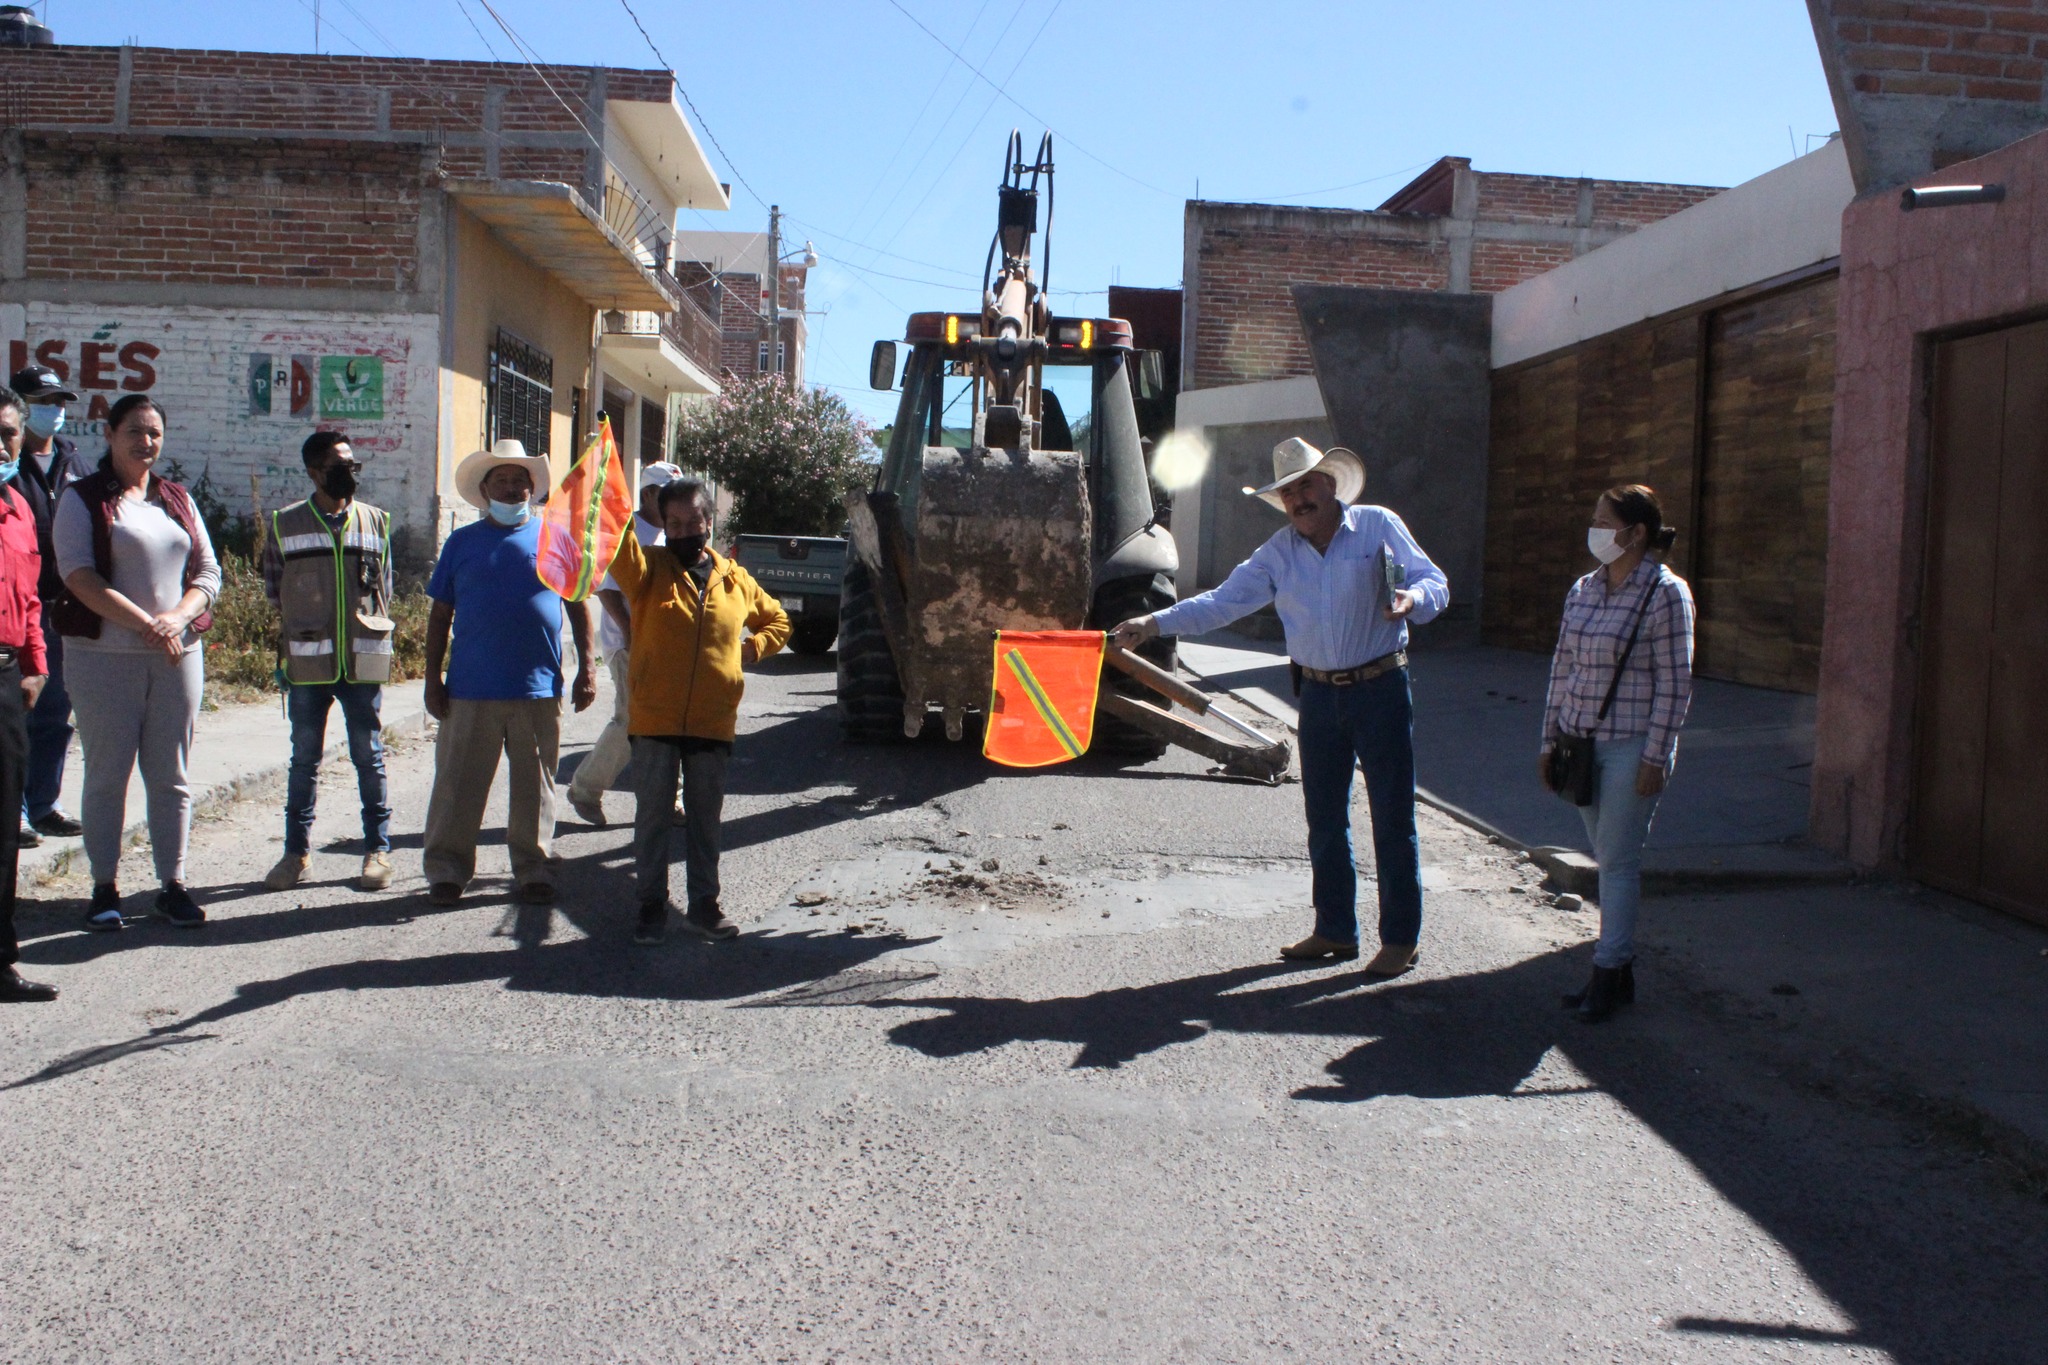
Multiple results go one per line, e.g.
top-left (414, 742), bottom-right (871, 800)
top-left (1812, 128), bottom-right (2048, 866)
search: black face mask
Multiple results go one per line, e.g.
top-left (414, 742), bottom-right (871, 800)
top-left (321, 464), bottom-right (359, 500)
top-left (668, 534), bottom-right (709, 566)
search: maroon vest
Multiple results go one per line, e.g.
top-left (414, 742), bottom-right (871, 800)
top-left (49, 467), bottom-right (216, 639)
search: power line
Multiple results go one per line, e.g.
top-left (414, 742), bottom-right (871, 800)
top-left (614, 0), bottom-right (769, 210)
top-left (838, 0), bottom-right (997, 238)
top-left (872, 0), bottom-right (1061, 252)
top-left (450, 0), bottom-right (506, 61)
top-left (852, 0), bottom-right (1029, 246)
top-left (782, 217), bottom-right (981, 280)
top-left (1233, 160), bottom-right (1436, 205)
top-left (882, 0), bottom-right (1169, 196)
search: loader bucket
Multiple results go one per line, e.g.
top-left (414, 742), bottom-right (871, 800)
top-left (897, 446), bottom-right (1091, 737)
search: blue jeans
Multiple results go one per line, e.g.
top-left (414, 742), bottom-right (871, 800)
top-left (1299, 669), bottom-right (1423, 947)
top-left (1578, 736), bottom-right (1664, 968)
top-left (285, 681), bottom-right (390, 855)
top-left (23, 618), bottom-right (72, 822)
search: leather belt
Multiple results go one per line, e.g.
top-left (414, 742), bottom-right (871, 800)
top-left (0, 645), bottom-right (18, 669)
top-left (1295, 650), bottom-right (1406, 686)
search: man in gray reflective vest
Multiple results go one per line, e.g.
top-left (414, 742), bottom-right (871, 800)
top-left (260, 430), bottom-right (396, 892)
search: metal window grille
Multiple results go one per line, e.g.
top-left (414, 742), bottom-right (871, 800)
top-left (488, 328), bottom-right (553, 458)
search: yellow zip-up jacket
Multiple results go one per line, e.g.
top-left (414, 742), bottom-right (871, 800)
top-left (609, 537), bottom-right (791, 742)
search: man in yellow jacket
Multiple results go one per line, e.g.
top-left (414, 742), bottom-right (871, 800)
top-left (606, 477), bottom-right (789, 943)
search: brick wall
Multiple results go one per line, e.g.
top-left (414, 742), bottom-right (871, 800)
top-left (0, 46), bottom-right (673, 139)
top-left (1469, 240), bottom-right (1578, 294)
top-left (1474, 173), bottom-right (1719, 227)
top-left (1186, 168), bottom-right (1720, 391)
top-left (1190, 219), bottom-right (1447, 387)
top-left (21, 133), bottom-right (424, 291)
top-left (1818, 0), bottom-right (2048, 103)
top-left (12, 302), bottom-right (440, 542)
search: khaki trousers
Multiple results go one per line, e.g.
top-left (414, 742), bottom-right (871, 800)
top-left (568, 649), bottom-right (633, 804)
top-left (422, 697), bottom-right (560, 889)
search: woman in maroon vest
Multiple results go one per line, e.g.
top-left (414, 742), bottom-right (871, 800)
top-left (52, 395), bottom-right (220, 931)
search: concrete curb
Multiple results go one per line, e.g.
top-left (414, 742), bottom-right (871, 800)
top-left (1177, 653), bottom-right (1860, 896)
top-left (25, 691), bottom-right (433, 887)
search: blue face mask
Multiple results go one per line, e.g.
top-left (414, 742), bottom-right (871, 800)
top-left (0, 460), bottom-right (18, 484)
top-left (487, 498), bottom-right (531, 527)
top-left (24, 406), bottom-right (64, 439)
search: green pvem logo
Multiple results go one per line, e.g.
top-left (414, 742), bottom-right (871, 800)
top-left (319, 356), bottom-right (384, 419)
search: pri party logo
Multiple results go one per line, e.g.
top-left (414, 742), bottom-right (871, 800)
top-left (248, 354), bottom-right (385, 420)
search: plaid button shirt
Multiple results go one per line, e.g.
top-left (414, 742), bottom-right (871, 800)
top-left (1542, 557), bottom-right (1696, 767)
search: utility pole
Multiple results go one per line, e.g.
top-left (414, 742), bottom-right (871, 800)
top-left (765, 204), bottom-right (781, 379)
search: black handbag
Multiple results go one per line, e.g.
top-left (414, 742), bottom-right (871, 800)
top-left (1547, 583), bottom-right (1654, 807)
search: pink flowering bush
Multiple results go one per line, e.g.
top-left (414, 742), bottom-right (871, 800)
top-left (673, 374), bottom-right (876, 538)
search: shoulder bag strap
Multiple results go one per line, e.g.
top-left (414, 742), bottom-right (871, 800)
top-left (1595, 577), bottom-right (1658, 723)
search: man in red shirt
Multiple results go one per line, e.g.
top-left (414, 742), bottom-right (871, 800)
top-left (0, 386), bottom-right (56, 1001)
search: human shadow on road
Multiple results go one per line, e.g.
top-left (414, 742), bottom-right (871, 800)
top-left (864, 948), bottom-right (2048, 1364)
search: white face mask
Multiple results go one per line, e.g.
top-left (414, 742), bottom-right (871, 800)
top-left (487, 498), bottom-right (531, 528)
top-left (1587, 527), bottom-right (1626, 565)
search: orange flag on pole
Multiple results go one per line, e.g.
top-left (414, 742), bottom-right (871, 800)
top-left (983, 630), bottom-right (1106, 768)
top-left (537, 415), bottom-right (633, 601)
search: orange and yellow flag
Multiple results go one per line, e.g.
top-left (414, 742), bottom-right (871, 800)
top-left (538, 415), bottom-right (634, 601)
top-left (983, 630), bottom-right (1106, 768)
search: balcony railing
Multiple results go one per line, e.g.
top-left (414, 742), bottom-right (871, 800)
top-left (602, 173), bottom-right (671, 274)
top-left (603, 286), bottom-right (722, 380)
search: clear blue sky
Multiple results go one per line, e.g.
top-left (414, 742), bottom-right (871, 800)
top-left (50, 1), bottom-right (1838, 426)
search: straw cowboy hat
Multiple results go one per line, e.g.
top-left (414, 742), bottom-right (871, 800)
top-left (1247, 436), bottom-right (1365, 511)
top-left (455, 439), bottom-right (553, 511)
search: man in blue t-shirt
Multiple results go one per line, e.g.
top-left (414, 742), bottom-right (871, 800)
top-left (420, 440), bottom-right (597, 906)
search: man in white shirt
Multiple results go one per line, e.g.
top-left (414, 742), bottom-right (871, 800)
top-left (1113, 438), bottom-right (1448, 978)
top-left (569, 462), bottom-right (678, 826)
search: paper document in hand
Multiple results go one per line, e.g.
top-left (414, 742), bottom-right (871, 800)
top-left (984, 630), bottom-right (1106, 768)
top-left (538, 415), bottom-right (633, 601)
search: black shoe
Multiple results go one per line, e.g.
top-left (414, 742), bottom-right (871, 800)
top-left (153, 882), bottom-right (206, 928)
top-left (84, 883), bottom-right (123, 932)
top-left (634, 901), bottom-right (668, 944)
top-left (31, 811), bottom-right (83, 838)
top-left (680, 900), bottom-right (738, 942)
top-left (0, 966), bottom-right (57, 1002)
top-left (16, 824), bottom-right (41, 849)
top-left (1574, 965), bottom-right (1629, 1024)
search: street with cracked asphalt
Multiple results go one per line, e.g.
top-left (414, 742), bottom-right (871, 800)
top-left (3, 652), bottom-right (2046, 1362)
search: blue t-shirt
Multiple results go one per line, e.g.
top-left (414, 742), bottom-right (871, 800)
top-left (426, 518), bottom-right (564, 700)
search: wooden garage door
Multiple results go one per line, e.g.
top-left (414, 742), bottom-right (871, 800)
top-left (1913, 320), bottom-right (2048, 926)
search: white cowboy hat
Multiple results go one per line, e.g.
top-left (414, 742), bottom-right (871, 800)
top-left (455, 439), bottom-right (553, 511)
top-left (1246, 436), bottom-right (1365, 510)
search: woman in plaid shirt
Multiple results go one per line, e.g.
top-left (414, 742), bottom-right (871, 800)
top-left (1541, 484), bottom-right (1696, 1023)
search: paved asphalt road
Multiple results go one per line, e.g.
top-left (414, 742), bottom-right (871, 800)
top-left (3, 652), bottom-right (2046, 1363)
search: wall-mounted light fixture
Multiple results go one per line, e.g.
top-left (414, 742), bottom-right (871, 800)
top-left (1900, 183), bottom-right (2006, 211)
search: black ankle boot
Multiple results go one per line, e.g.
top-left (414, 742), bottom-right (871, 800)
top-left (1576, 965), bottom-right (1627, 1023)
top-left (1616, 961), bottom-right (1635, 1005)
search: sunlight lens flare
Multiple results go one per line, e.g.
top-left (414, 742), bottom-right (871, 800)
top-left (1149, 429), bottom-right (1212, 493)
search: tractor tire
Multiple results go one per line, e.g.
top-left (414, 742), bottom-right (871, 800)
top-left (790, 614), bottom-right (838, 657)
top-left (837, 560), bottom-right (907, 743)
top-left (1089, 573), bottom-right (1178, 760)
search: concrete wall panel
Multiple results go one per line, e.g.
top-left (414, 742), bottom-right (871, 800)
top-left (1294, 285), bottom-right (1492, 615)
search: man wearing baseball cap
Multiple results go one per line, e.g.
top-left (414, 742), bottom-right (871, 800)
top-left (7, 365), bottom-right (91, 850)
top-left (1113, 437), bottom-right (1449, 979)
top-left (568, 459), bottom-right (680, 827)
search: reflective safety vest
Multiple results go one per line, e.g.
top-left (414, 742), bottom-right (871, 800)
top-left (270, 499), bottom-right (395, 685)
